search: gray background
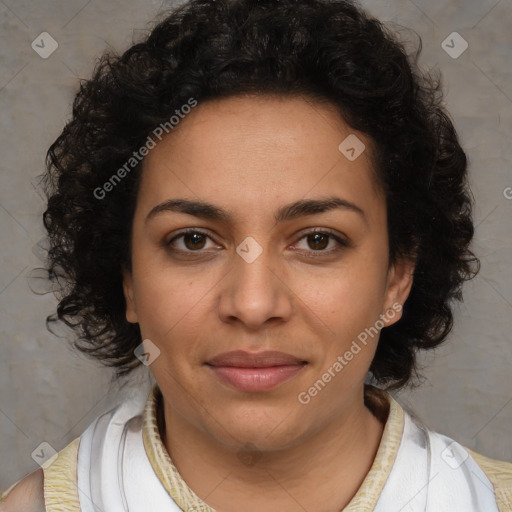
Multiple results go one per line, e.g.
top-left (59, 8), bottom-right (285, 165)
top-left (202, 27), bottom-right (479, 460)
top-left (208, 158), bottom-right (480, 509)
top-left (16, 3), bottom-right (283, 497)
top-left (0, 0), bottom-right (511, 490)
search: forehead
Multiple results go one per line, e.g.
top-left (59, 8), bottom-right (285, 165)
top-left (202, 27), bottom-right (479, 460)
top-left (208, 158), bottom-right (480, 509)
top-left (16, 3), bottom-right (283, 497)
top-left (137, 95), bottom-right (385, 224)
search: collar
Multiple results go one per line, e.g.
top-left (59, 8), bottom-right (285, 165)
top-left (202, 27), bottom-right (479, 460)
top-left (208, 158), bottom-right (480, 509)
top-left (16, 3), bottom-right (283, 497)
top-left (142, 384), bottom-right (404, 512)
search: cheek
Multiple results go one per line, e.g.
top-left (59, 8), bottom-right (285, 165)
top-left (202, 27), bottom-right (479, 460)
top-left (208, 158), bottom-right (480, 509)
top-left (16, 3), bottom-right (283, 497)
top-left (300, 259), bottom-right (386, 327)
top-left (296, 262), bottom-right (387, 379)
top-left (130, 230), bottom-right (217, 315)
top-left (132, 263), bottom-right (210, 342)
top-left (134, 276), bottom-right (210, 386)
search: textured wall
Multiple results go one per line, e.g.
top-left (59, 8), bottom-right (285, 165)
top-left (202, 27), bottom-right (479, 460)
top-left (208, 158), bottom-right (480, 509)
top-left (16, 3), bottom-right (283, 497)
top-left (0, 0), bottom-right (511, 490)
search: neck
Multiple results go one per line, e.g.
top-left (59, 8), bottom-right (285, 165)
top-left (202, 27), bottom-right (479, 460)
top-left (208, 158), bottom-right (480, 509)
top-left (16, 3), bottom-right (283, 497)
top-left (158, 386), bottom-right (387, 512)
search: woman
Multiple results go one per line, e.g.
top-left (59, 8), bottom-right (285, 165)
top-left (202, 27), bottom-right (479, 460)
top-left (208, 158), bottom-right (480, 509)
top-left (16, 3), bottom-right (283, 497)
top-left (1, 0), bottom-right (511, 510)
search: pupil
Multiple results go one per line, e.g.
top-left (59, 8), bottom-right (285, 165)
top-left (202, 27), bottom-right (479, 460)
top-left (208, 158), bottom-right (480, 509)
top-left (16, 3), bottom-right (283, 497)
top-left (309, 233), bottom-right (328, 250)
top-left (185, 233), bottom-right (206, 250)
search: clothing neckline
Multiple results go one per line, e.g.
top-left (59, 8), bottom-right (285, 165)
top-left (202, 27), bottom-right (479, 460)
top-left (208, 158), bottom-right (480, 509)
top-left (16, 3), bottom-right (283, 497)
top-left (142, 384), bottom-right (405, 512)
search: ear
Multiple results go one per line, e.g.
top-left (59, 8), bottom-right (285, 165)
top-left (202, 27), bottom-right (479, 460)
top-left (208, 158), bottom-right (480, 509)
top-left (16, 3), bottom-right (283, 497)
top-left (381, 257), bottom-right (415, 328)
top-left (122, 267), bottom-right (139, 324)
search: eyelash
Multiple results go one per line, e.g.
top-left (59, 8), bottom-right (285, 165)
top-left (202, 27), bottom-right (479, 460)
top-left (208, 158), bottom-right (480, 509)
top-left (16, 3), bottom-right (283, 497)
top-left (166, 228), bottom-right (349, 258)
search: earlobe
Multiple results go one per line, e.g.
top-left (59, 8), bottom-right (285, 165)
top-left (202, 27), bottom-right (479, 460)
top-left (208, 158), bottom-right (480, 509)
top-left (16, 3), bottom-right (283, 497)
top-left (382, 257), bottom-right (415, 327)
top-left (122, 268), bottom-right (139, 324)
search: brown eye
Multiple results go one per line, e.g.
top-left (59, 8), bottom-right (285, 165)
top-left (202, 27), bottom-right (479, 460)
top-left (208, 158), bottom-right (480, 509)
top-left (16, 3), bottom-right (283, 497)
top-left (294, 229), bottom-right (349, 256)
top-left (306, 233), bottom-right (330, 251)
top-left (182, 232), bottom-right (207, 250)
top-left (167, 230), bottom-right (217, 252)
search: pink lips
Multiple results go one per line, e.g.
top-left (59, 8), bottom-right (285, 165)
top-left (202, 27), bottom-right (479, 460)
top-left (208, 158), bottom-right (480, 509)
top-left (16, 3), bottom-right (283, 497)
top-left (206, 350), bottom-right (307, 392)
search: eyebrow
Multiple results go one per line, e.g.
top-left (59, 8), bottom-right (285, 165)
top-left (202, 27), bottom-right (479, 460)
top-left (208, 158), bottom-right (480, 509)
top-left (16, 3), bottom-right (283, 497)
top-left (145, 196), bottom-right (367, 225)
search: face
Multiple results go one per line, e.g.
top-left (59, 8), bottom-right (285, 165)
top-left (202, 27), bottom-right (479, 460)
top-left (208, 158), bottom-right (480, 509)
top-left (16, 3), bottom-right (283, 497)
top-left (123, 95), bottom-right (414, 452)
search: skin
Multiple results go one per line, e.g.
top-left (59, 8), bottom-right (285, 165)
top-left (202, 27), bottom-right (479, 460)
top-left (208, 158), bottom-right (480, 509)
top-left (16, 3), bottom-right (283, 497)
top-left (122, 94), bottom-right (415, 512)
top-left (1, 468), bottom-right (44, 512)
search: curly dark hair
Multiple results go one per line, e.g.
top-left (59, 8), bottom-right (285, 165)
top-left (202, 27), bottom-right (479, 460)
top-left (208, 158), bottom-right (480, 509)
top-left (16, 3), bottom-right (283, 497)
top-left (42, 0), bottom-right (480, 390)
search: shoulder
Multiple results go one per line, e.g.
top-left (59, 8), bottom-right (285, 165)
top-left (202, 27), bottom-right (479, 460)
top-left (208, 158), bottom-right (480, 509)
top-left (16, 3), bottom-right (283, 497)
top-left (392, 403), bottom-right (512, 511)
top-left (427, 425), bottom-right (512, 511)
top-left (467, 447), bottom-right (512, 481)
top-left (1, 436), bottom-right (82, 512)
top-left (0, 468), bottom-right (45, 512)
top-left (466, 446), bottom-right (512, 510)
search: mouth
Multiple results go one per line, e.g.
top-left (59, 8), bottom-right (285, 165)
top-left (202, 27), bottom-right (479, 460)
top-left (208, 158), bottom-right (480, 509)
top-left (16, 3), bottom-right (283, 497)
top-left (205, 350), bottom-right (308, 392)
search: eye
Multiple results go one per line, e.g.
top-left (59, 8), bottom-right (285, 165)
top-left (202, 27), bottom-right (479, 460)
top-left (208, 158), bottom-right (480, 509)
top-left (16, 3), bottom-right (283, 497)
top-left (167, 229), bottom-right (219, 252)
top-left (294, 229), bottom-right (349, 255)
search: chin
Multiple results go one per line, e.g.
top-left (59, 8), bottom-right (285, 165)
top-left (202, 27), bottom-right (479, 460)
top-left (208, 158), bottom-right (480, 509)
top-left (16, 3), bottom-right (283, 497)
top-left (205, 403), bottom-right (309, 452)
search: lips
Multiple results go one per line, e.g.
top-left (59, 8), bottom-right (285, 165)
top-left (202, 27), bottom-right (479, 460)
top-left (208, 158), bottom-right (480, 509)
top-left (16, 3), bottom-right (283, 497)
top-left (206, 350), bottom-right (308, 392)
top-left (206, 350), bottom-right (307, 368)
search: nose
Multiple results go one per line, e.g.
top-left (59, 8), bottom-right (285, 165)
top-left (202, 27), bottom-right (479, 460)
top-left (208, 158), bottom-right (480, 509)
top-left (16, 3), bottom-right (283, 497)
top-left (217, 238), bottom-right (293, 331)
